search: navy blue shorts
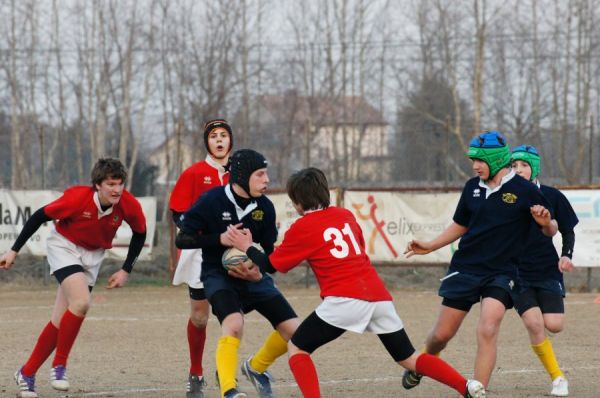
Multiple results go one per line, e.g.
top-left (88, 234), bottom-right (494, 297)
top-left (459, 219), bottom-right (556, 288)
top-left (514, 279), bottom-right (565, 316)
top-left (203, 272), bottom-right (297, 325)
top-left (438, 270), bottom-right (518, 311)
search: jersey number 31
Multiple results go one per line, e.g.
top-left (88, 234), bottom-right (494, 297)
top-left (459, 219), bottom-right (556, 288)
top-left (323, 223), bottom-right (362, 259)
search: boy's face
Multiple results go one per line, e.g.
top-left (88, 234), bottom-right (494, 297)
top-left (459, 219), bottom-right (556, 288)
top-left (96, 177), bottom-right (124, 206)
top-left (511, 159), bottom-right (532, 180)
top-left (471, 159), bottom-right (490, 180)
top-left (248, 168), bottom-right (269, 197)
top-left (207, 127), bottom-right (231, 160)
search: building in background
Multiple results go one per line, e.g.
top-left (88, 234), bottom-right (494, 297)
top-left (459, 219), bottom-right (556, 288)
top-left (240, 90), bottom-right (392, 186)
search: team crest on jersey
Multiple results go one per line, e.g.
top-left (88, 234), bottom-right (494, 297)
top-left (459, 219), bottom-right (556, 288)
top-left (82, 211), bottom-right (92, 219)
top-left (222, 211), bottom-right (232, 221)
top-left (502, 193), bottom-right (517, 204)
top-left (473, 188), bottom-right (481, 197)
top-left (251, 210), bottom-right (264, 221)
top-left (204, 176), bottom-right (212, 184)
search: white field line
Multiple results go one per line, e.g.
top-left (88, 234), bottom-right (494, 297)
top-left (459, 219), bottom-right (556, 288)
top-left (59, 365), bottom-right (600, 397)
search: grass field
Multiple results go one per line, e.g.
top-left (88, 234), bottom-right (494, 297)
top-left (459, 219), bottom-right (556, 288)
top-left (1, 284), bottom-right (600, 397)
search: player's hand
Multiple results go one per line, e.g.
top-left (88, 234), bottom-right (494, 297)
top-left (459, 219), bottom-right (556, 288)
top-left (558, 256), bottom-right (574, 273)
top-left (404, 240), bottom-right (433, 258)
top-left (0, 250), bottom-right (18, 270)
top-left (228, 259), bottom-right (262, 282)
top-left (225, 225), bottom-right (253, 252)
top-left (106, 269), bottom-right (129, 289)
top-left (530, 205), bottom-right (551, 226)
top-left (220, 223), bottom-right (243, 246)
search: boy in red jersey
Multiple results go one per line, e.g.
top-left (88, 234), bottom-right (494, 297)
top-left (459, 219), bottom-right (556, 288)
top-left (0, 158), bottom-right (146, 398)
top-left (225, 167), bottom-right (485, 398)
top-left (169, 119), bottom-right (232, 398)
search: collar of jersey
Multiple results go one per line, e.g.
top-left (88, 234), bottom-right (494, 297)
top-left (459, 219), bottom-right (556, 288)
top-left (225, 184), bottom-right (257, 220)
top-left (302, 206), bottom-right (327, 216)
top-left (478, 169), bottom-right (516, 199)
top-left (205, 154), bottom-right (228, 182)
top-left (93, 191), bottom-right (114, 218)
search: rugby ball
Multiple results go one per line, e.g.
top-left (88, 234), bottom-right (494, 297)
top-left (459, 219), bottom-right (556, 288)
top-left (222, 244), bottom-right (263, 271)
top-left (222, 247), bottom-right (249, 270)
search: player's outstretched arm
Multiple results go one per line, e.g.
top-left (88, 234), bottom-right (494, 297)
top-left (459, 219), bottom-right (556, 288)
top-left (0, 207), bottom-right (52, 270)
top-left (0, 250), bottom-right (18, 270)
top-left (106, 269), bottom-right (129, 289)
top-left (558, 229), bottom-right (575, 273)
top-left (530, 205), bottom-right (558, 237)
top-left (404, 222), bottom-right (467, 258)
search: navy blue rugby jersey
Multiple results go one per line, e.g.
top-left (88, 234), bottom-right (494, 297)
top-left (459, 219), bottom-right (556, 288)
top-left (180, 185), bottom-right (277, 278)
top-left (450, 173), bottom-right (552, 277)
top-left (518, 185), bottom-right (578, 283)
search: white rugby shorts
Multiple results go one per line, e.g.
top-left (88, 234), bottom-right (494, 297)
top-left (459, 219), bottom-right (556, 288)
top-left (46, 228), bottom-right (105, 286)
top-left (172, 248), bottom-right (204, 289)
top-left (315, 296), bottom-right (404, 334)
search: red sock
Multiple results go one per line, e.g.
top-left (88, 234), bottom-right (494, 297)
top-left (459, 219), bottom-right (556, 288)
top-left (52, 310), bottom-right (85, 368)
top-left (289, 353), bottom-right (321, 398)
top-left (415, 353), bottom-right (467, 395)
top-left (21, 322), bottom-right (59, 376)
top-left (187, 319), bottom-right (207, 376)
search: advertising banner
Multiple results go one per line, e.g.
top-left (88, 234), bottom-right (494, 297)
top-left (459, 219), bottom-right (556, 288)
top-left (343, 191), bottom-right (460, 263)
top-left (559, 190), bottom-right (600, 267)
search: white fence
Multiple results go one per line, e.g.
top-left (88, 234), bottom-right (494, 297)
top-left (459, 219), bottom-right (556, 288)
top-left (270, 188), bottom-right (600, 267)
top-left (2, 188), bottom-right (597, 268)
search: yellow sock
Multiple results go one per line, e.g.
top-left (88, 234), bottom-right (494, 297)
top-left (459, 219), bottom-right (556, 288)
top-left (250, 330), bottom-right (288, 373)
top-left (216, 336), bottom-right (240, 397)
top-left (532, 337), bottom-right (563, 381)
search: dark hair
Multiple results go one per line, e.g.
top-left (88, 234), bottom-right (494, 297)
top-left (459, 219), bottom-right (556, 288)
top-left (91, 158), bottom-right (128, 186)
top-left (286, 167), bottom-right (330, 210)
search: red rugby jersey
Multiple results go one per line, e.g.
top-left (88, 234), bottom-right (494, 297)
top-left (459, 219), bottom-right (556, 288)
top-left (169, 158), bottom-right (229, 212)
top-left (44, 186), bottom-right (146, 250)
top-left (270, 206), bottom-right (392, 301)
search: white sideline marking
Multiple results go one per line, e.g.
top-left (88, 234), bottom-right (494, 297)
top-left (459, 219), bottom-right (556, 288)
top-left (60, 388), bottom-right (178, 396)
top-left (58, 365), bottom-right (600, 397)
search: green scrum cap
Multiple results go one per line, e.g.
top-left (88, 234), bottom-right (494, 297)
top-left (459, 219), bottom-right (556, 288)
top-left (511, 145), bottom-right (541, 181)
top-left (467, 131), bottom-right (511, 178)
